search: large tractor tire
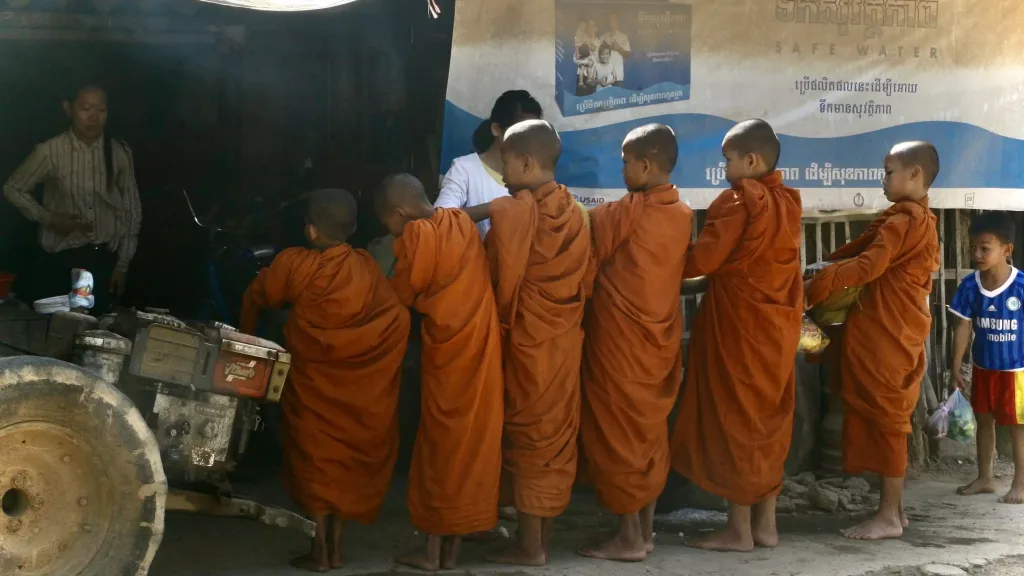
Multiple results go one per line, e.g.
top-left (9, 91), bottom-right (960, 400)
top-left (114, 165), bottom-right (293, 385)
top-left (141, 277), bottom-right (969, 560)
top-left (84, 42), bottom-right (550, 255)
top-left (0, 356), bottom-right (166, 576)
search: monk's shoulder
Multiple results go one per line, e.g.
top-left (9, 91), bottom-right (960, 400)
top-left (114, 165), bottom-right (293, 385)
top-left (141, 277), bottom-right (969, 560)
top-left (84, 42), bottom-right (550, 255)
top-left (708, 187), bottom-right (747, 218)
top-left (273, 246), bottom-right (318, 269)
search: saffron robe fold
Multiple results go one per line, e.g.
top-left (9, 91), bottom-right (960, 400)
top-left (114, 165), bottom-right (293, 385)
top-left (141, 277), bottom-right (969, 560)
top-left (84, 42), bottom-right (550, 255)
top-left (486, 181), bottom-right (590, 518)
top-left (240, 245), bottom-right (410, 522)
top-left (580, 184), bottom-right (693, 514)
top-left (806, 197), bottom-right (939, 477)
top-left (670, 171), bottom-right (804, 506)
top-left (391, 209), bottom-right (504, 535)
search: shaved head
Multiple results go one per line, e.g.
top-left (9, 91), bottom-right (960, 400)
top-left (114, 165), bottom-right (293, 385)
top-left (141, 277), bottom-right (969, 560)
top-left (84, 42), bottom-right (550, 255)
top-left (623, 123), bottom-right (678, 173)
top-left (308, 188), bottom-right (357, 240)
top-left (502, 119), bottom-right (562, 171)
top-left (723, 119), bottom-right (781, 172)
top-left (375, 173), bottom-right (430, 213)
top-left (889, 141), bottom-right (940, 187)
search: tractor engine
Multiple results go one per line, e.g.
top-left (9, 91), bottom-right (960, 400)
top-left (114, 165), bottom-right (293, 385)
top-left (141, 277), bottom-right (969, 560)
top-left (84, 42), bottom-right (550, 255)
top-left (66, 310), bottom-right (291, 488)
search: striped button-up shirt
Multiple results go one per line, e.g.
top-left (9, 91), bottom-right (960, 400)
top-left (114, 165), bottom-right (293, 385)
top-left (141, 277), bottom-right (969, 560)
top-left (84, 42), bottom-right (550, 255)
top-left (3, 130), bottom-right (142, 272)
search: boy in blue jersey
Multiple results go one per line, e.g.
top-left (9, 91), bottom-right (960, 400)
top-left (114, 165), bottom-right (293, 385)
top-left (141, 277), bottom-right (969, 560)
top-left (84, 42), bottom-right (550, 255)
top-left (950, 211), bottom-right (1024, 504)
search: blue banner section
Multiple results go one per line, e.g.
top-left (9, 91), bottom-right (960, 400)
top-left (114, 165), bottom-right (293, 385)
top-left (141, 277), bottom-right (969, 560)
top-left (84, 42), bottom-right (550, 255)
top-left (441, 101), bottom-right (1024, 190)
top-left (554, 1), bottom-right (692, 118)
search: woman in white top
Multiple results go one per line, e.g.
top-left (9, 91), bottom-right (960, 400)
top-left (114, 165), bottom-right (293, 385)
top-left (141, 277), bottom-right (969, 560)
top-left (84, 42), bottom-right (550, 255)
top-left (433, 90), bottom-right (542, 239)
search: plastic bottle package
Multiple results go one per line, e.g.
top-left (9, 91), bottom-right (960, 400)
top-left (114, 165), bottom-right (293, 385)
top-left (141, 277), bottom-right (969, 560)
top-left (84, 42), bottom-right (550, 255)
top-left (70, 268), bottom-right (95, 310)
top-left (926, 390), bottom-right (977, 442)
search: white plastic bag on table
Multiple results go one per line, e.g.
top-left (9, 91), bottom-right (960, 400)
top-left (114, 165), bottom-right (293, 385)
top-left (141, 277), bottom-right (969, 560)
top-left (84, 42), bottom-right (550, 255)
top-left (927, 390), bottom-right (976, 442)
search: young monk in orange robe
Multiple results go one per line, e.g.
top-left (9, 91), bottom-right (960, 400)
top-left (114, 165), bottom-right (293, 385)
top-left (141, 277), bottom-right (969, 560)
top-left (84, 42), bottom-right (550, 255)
top-left (805, 141), bottom-right (940, 540)
top-left (670, 119), bottom-right (803, 552)
top-left (240, 189), bottom-right (410, 573)
top-left (578, 124), bottom-right (692, 562)
top-left (465, 119), bottom-right (589, 567)
top-left (373, 173), bottom-right (504, 572)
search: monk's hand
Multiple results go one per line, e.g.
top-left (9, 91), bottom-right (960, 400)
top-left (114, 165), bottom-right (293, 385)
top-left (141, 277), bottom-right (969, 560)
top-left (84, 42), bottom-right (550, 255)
top-left (803, 279), bottom-right (815, 310)
top-left (49, 213), bottom-right (92, 236)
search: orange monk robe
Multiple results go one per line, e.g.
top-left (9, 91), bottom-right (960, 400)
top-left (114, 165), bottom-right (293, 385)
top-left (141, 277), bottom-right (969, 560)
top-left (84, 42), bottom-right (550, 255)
top-left (486, 181), bottom-right (590, 518)
top-left (806, 198), bottom-right (939, 478)
top-left (390, 209), bottom-right (504, 536)
top-left (580, 184), bottom-right (693, 515)
top-left (240, 245), bottom-right (410, 523)
top-left (670, 171), bottom-right (803, 506)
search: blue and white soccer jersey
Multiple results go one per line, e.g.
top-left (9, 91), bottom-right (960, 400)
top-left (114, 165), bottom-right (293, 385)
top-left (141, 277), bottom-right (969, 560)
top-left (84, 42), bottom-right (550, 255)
top-left (949, 268), bottom-right (1024, 371)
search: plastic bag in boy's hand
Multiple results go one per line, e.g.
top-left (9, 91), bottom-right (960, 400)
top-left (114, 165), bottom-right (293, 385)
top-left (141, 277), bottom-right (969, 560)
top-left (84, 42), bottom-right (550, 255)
top-left (797, 316), bottom-right (830, 354)
top-left (926, 390), bottom-right (976, 442)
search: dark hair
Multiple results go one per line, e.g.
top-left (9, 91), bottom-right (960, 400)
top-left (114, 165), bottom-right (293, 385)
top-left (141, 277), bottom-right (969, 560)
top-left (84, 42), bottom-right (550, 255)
top-left (66, 83), bottom-right (114, 193)
top-left (623, 123), bottom-right (679, 173)
top-left (503, 120), bottom-right (561, 171)
top-left (472, 90), bottom-right (543, 153)
top-left (969, 211), bottom-right (1015, 245)
top-left (578, 45), bottom-right (592, 59)
top-left (307, 188), bottom-right (358, 240)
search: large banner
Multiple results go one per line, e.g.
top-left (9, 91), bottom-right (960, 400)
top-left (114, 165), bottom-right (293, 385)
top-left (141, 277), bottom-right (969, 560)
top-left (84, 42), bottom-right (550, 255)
top-left (441, 0), bottom-right (1024, 210)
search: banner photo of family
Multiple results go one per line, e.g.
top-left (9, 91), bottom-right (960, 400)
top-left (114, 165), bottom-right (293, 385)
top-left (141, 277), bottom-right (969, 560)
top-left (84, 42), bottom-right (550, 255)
top-left (555, 2), bottom-right (692, 117)
top-left (441, 0), bottom-right (1024, 210)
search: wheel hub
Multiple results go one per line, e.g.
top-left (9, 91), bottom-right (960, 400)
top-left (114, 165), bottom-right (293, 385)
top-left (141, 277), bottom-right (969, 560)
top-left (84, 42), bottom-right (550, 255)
top-left (0, 421), bottom-right (114, 575)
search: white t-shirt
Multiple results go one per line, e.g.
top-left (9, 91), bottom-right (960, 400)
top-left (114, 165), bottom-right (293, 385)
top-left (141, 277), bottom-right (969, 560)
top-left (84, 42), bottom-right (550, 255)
top-left (434, 153), bottom-right (508, 239)
top-left (600, 30), bottom-right (630, 81)
top-left (594, 60), bottom-right (618, 90)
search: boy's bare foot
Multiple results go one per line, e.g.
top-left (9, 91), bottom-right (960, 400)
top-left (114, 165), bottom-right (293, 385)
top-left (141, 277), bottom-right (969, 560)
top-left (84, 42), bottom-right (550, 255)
top-left (328, 517), bottom-right (344, 568)
top-left (685, 529), bottom-right (754, 553)
top-left (396, 551), bottom-right (439, 572)
top-left (585, 530), bottom-right (654, 553)
top-left (841, 513), bottom-right (903, 540)
top-left (751, 500), bottom-right (779, 548)
top-left (485, 544), bottom-right (547, 567)
top-left (290, 553), bottom-right (332, 573)
top-left (440, 537), bottom-right (462, 570)
top-left (578, 534), bottom-right (648, 562)
top-left (751, 525), bottom-right (779, 548)
top-left (998, 485), bottom-right (1024, 504)
top-left (957, 478), bottom-right (996, 496)
top-left (897, 501), bottom-right (910, 528)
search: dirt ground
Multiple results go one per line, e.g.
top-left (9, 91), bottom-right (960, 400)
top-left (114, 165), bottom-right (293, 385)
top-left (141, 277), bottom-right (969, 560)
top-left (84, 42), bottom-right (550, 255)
top-left (149, 461), bottom-right (1024, 576)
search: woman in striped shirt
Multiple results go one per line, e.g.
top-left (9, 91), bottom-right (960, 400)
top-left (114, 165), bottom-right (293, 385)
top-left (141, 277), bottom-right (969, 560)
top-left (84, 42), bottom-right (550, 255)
top-left (3, 83), bottom-right (142, 313)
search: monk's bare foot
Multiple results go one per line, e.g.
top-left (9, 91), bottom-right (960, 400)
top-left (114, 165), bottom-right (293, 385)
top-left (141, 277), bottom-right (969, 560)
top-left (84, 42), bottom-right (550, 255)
top-left (289, 554), bottom-right (331, 573)
top-left (585, 530), bottom-right (654, 553)
top-left (841, 513), bottom-right (903, 540)
top-left (499, 506), bottom-right (518, 522)
top-left (998, 484), bottom-right (1024, 504)
top-left (898, 504), bottom-right (909, 529)
top-left (957, 478), bottom-right (996, 496)
top-left (396, 551), bottom-right (440, 572)
top-left (485, 544), bottom-right (546, 567)
top-left (685, 529), bottom-right (754, 553)
top-left (752, 524), bottom-right (778, 548)
top-left (440, 537), bottom-right (461, 570)
top-left (578, 534), bottom-right (647, 562)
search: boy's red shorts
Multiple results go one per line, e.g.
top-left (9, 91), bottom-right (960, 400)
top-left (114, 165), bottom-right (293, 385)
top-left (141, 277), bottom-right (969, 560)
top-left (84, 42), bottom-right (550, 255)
top-left (972, 366), bottom-right (1024, 426)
